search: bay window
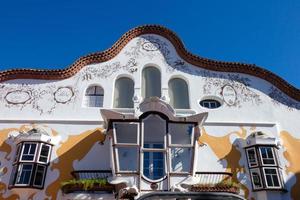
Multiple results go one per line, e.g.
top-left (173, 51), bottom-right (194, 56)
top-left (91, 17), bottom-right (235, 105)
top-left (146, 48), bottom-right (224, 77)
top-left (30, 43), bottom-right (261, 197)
top-left (10, 142), bottom-right (52, 188)
top-left (245, 146), bottom-right (283, 190)
top-left (112, 113), bottom-right (196, 182)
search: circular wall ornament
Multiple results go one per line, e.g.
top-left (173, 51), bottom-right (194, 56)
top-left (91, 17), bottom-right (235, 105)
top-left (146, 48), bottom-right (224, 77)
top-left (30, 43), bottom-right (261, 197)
top-left (5, 90), bottom-right (32, 105)
top-left (221, 85), bottom-right (237, 106)
top-left (142, 42), bottom-right (160, 51)
top-left (54, 87), bottom-right (74, 104)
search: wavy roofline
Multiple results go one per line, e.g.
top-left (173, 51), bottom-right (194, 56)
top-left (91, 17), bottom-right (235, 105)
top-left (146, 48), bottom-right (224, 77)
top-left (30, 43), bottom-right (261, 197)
top-left (0, 24), bottom-right (299, 101)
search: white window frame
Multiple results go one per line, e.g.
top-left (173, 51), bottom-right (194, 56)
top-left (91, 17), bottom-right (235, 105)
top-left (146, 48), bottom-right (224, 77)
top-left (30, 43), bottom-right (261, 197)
top-left (38, 143), bottom-right (52, 164)
top-left (142, 143), bottom-right (166, 181)
top-left (262, 167), bottom-right (282, 189)
top-left (113, 122), bottom-right (139, 145)
top-left (250, 168), bottom-right (263, 190)
top-left (33, 164), bottom-right (47, 187)
top-left (113, 122), bottom-right (140, 173)
top-left (259, 146), bottom-right (276, 166)
top-left (15, 163), bottom-right (34, 186)
top-left (246, 147), bottom-right (258, 167)
top-left (168, 123), bottom-right (194, 147)
top-left (20, 142), bottom-right (37, 162)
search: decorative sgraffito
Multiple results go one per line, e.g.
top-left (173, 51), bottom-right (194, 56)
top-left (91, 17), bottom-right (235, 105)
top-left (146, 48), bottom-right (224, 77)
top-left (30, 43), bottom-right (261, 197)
top-left (280, 131), bottom-right (300, 199)
top-left (269, 86), bottom-right (300, 111)
top-left (202, 72), bottom-right (262, 108)
top-left (80, 58), bottom-right (138, 81)
top-left (0, 84), bottom-right (78, 115)
top-left (198, 127), bottom-right (250, 198)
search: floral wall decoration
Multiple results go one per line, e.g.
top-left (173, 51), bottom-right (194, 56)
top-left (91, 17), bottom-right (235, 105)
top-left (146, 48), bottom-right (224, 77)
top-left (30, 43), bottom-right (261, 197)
top-left (79, 58), bottom-right (138, 81)
top-left (201, 71), bottom-right (262, 108)
top-left (268, 86), bottom-right (300, 110)
top-left (0, 84), bottom-right (78, 115)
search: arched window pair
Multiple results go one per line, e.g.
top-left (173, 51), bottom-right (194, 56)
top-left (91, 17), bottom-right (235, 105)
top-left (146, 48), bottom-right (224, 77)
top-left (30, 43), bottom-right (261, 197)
top-left (84, 66), bottom-right (190, 109)
top-left (143, 67), bottom-right (190, 109)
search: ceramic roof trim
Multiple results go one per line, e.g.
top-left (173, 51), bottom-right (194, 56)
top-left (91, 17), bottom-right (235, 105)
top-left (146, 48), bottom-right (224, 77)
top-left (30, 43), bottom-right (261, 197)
top-left (0, 25), bottom-right (299, 101)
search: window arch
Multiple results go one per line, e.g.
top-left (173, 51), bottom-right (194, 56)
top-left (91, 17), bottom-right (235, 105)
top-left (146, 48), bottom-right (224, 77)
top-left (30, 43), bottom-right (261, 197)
top-left (84, 85), bottom-right (104, 107)
top-left (168, 78), bottom-right (190, 109)
top-left (142, 67), bottom-right (161, 98)
top-left (114, 77), bottom-right (134, 108)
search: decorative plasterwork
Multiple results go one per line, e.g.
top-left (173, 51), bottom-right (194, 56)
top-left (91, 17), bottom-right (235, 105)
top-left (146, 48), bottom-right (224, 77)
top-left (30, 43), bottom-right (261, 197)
top-left (0, 84), bottom-right (77, 115)
top-left (0, 25), bottom-right (298, 102)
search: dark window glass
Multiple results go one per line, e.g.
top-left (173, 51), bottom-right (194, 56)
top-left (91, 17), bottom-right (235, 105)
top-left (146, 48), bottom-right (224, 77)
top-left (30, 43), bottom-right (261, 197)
top-left (33, 165), bottom-right (46, 187)
top-left (21, 143), bottom-right (37, 161)
top-left (39, 144), bottom-right (50, 163)
top-left (200, 99), bottom-right (221, 109)
top-left (15, 164), bottom-right (33, 185)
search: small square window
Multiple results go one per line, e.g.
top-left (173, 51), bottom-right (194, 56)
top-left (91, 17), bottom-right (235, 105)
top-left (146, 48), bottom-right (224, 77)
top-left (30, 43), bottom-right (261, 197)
top-left (250, 168), bottom-right (263, 190)
top-left (246, 148), bottom-right (258, 167)
top-left (263, 168), bottom-right (281, 188)
top-left (113, 122), bottom-right (139, 144)
top-left (38, 144), bottom-right (51, 163)
top-left (15, 164), bottom-right (33, 186)
top-left (259, 147), bottom-right (276, 166)
top-left (169, 123), bottom-right (194, 146)
top-left (20, 143), bottom-right (37, 161)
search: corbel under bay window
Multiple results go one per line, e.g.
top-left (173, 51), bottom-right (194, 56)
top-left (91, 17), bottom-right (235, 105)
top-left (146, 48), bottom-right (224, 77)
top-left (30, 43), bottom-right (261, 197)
top-left (10, 142), bottom-right (52, 188)
top-left (246, 146), bottom-right (283, 190)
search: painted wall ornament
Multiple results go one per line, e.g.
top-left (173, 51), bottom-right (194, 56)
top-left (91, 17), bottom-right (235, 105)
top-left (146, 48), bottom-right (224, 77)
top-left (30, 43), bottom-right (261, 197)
top-left (54, 87), bottom-right (74, 104)
top-left (4, 90), bottom-right (32, 105)
top-left (221, 85), bottom-right (237, 106)
top-left (268, 86), bottom-right (300, 110)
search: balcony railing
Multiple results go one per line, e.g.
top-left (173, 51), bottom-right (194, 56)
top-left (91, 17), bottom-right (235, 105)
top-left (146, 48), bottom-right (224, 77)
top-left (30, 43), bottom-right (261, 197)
top-left (195, 171), bottom-right (233, 184)
top-left (71, 170), bottom-right (112, 180)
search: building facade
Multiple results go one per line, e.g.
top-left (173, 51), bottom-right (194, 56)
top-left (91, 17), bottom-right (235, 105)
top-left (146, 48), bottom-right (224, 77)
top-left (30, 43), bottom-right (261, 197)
top-left (0, 25), bottom-right (299, 200)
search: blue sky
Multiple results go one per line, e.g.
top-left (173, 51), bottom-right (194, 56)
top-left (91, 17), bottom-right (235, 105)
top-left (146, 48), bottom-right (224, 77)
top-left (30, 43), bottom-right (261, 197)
top-left (0, 0), bottom-right (299, 88)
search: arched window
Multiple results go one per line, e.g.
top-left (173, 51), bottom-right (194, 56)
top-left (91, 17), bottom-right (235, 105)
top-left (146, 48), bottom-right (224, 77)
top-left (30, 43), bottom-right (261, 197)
top-left (84, 86), bottom-right (104, 107)
top-left (168, 78), bottom-right (190, 109)
top-left (142, 67), bottom-right (161, 98)
top-left (114, 77), bottom-right (134, 108)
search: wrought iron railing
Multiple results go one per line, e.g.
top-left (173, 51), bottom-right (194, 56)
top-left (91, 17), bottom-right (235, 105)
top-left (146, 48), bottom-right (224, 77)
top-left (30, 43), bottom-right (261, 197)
top-left (71, 170), bottom-right (112, 180)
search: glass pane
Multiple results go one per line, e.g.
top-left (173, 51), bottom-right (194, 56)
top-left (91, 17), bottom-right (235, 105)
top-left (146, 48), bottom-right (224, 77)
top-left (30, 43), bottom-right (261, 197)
top-left (116, 147), bottom-right (138, 171)
top-left (247, 148), bottom-right (257, 166)
top-left (114, 123), bottom-right (138, 144)
top-left (39, 144), bottom-right (50, 163)
top-left (114, 77), bottom-right (134, 108)
top-left (168, 78), bottom-right (190, 109)
top-left (143, 115), bottom-right (166, 148)
top-left (260, 147), bottom-right (275, 165)
top-left (169, 123), bottom-right (193, 145)
top-left (34, 165), bottom-right (46, 186)
top-left (21, 143), bottom-right (36, 161)
top-left (142, 67), bottom-right (161, 98)
top-left (171, 147), bottom-right (192, 172)
top-left (143, 150), bottom-right (165, 180)
top-left (16, 164), bottom-right (33, 185)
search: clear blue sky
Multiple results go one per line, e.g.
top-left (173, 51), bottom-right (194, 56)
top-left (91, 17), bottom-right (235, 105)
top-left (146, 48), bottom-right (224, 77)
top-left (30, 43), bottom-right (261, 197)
top-left (0, 0), bottom-right (299, 88)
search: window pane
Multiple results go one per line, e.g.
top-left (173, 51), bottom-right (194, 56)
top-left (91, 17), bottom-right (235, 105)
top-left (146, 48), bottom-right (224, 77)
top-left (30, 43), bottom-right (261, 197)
top-left (114, 77), bottom-right (134, 108)
top-left (143, 114), bottom-right (166, 148)
top-left (169, 123), bottom-right (193, 145)
top-left (171, 147), bottom-right (192, 172)
top-left (264, 168), bottom-right (280, 187)
top-left (21, 143), bottom-right (36, 161)
top-left (116, 147), bottom-right (138, 171)
top-left (85, 86), bottom-right (104, 107)
top-left (16, 164), bottom-right (33, 185)
top-left (142, 67), bottom-right (161, 98)
top-left (250, 168), bottom-right (263, 189)
top-left (143, 150), bottom-right (165, 180)
top-left (34, 165), bottom-right (46, 187)
top-left (247, 148), bottom-right (257, 167)
top-left (260, 147), bottom-right (275, 165)
top-left (114, 123), bottom-right (138, 144)
top-left (168, 78), bottom-right (190, 109)
top-left (39, 144), bottom-right (50, 163)
top-left (200, 99), bottom-right (221, 109)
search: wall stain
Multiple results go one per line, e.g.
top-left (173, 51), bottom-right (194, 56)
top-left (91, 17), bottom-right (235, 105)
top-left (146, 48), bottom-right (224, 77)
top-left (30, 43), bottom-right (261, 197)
top-left (45, 128), bottom-right (106, 199)
top-left (198, 127), bottom-right (249, 198)
top-left (280, 131), bottom-right (300, 199)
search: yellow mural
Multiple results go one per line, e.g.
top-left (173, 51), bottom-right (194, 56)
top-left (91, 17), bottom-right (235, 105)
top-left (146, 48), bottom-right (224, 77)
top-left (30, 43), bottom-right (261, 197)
top-left (280, 131), bottom-right (300, 200)
top-left (198, 127), bottom-right (249, 198)
top-left (45, 128), bottom-right (106, 199)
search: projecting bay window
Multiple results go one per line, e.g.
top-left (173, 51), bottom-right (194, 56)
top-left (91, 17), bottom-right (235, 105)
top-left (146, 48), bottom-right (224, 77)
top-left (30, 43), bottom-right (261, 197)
top-left (112, 113), bottom-right (196, 182)
top-left (246, 146), bottom-right (283, 190)
top-left (10, 142), bottom-right (52, 189)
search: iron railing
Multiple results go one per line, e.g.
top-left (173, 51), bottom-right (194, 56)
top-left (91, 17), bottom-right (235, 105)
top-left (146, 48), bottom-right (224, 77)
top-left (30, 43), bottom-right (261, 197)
top-left (71, 170), bottom-right (112, 180)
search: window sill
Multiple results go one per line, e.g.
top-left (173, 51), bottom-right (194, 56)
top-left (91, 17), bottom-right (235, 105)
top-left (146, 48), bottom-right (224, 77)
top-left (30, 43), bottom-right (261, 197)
top-left (8, 185), bottom-right (43, 190)
top-left (253, 188), bottom-right (288, 193)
